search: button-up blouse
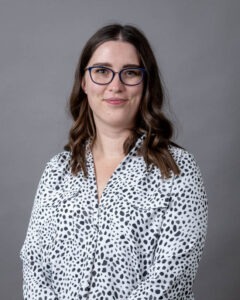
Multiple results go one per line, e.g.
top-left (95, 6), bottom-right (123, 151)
top-left (20, 136), bottom-right (208, 300)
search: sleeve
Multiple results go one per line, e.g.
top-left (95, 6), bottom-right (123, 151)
top-left (127, 152), bottom-right (208, 300)
top-left (20, 161), bottom-right (59, 300)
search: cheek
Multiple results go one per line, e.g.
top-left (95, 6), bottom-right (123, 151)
top-left (87, 82), bottom-right (105, 97)
top-left (86, 86), bottom-right (106, 111)
top-left (131, 86), bottom-right (144, 101)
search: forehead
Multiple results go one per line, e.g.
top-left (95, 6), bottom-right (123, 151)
top-left (88, 41), bottom-right (140, 66)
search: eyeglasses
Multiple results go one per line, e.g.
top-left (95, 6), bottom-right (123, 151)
top-left (85, 66), bottom-right (146, 86)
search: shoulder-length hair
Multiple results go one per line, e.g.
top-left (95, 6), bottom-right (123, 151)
top-left (64, 24), bottom-right (180, 178)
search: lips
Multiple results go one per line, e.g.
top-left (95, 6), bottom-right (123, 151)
top-left (104, 98), bottom-right (127, 105)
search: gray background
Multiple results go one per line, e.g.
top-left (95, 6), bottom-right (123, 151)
top-left (1, 0), bottom-right (239, 299)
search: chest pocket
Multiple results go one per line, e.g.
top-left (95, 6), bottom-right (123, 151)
top-left (41, 189), bottom-right (80, 241)
top-left (118, 166), bottom-right (174, 211)
top-left (126, 187), bottom-right (171, 236)
top-left (128, 186), bottom-right (172, 241)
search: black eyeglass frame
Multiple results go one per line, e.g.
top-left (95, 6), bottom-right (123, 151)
top-left (85, 66), bottom-right (146, 86)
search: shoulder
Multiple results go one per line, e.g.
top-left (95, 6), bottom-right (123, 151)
top-left (47, 150), bottom-right (72, 169)
top-left (168, 145), bottom-right (207, 201)
top-left (168, 145), bottom-right (206, 188)
top-left (39, 151), bottom-right (72, 190)
top-left (168, 145), bottom-right (198, 172)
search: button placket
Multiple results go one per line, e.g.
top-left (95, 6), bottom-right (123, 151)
top-left (92, 205), bottom-right (101, 231)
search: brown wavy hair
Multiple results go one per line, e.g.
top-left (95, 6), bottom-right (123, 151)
top-left (64, 24), bottom-right (180, 178)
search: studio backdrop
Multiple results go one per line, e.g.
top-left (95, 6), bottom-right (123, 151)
top-left (0, 1), bottom-right (239, 299)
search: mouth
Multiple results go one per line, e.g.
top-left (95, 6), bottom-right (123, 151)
top-left (104, 98), bottom-right (128, 105)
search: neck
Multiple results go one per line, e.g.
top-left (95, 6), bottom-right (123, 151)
top-left (92, 127), bottom-right (131, 159)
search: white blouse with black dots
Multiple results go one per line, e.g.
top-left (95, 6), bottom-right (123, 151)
top-left (20, 136), bottom-right (208, 300)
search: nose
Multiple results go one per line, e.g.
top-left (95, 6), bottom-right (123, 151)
top-left (107, 72), bottom-right (124, 92)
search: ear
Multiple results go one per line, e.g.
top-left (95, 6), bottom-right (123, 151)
top-left (81, 77), bottom-right (87, 94)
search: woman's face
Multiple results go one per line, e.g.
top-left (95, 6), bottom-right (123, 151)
top-left (82, 40), bottom-right (144, 131)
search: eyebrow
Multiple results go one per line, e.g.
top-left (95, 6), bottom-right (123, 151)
top-left (91, 62), bottom-right (141, 68)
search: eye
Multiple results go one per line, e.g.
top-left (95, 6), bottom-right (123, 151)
top-left (124, 69), bottom-right (141, 77)
top-left (93, 67), bottom-right (109, 75)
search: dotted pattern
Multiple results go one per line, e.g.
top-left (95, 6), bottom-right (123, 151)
top-left (20, 136), bottom-right (208, 300)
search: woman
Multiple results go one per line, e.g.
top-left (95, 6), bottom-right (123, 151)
top-left (20, 24), bottom-right (208, 300)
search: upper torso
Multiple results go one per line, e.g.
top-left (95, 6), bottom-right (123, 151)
top-left (20, 135), bottom-right (207, 299)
